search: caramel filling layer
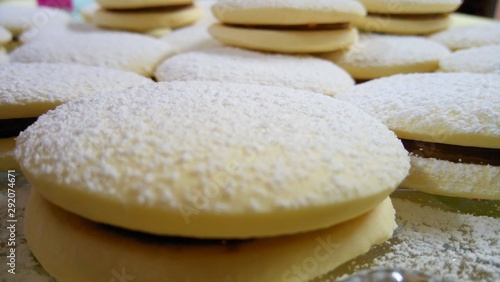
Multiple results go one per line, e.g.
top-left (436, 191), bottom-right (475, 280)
top-left (368, 12), bottom-right (449, 20)
top-left (106, 4), bottom-right (193, 13)
top-left (225, 22), bottom-right (350, 31)
top-left (401, 139), bottom-right (499, 166)
top-left (0, 118), bottom-right (38, 138)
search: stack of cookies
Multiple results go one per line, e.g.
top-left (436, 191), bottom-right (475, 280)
top-left (92, 0), bottom-right (203, 33)
top-left (19, 81), bottom-right (411, 282)
top-left (209, 0), bottom-right (367, 53)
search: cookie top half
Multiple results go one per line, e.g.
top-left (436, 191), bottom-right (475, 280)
top-left (16, 81), bottom-right (409, 238)
top-left (337, 73), bottom-right (500, 149)
top-left (212, 0), bottom-right (366, 25)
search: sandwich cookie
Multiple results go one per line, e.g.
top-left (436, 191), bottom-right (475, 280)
top-left (439, 45), bottom-right (500, 74)
top-left (16, 81), bottom-right (410, 238)
top-left (0, 6), bottom-right (70, 36)
top-left (155, 46), bottom-right (354, 96)
top-left (353, 0), bottom-right (462, 35)
top-left (429, 23), bottom-right (500, 51)
top-left (160, 25), bottom-right (221, 53)
top-left (9, 31), bottom-right (174, 77)
top-left (0, 63), bottom-right (152, 170)
top-left (320, 33), bottom-right (450, 80)
top-left (26, 191), bottom-right (396, 282)
top-left (92, 4), bottom-right (203, 33)
top-left (337, 73), bottom-right (500, 199)
top-left (209, 0), bottom-right (366, 53)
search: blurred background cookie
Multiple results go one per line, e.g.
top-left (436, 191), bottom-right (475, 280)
top-left (439, 44), bottom-right (500, 73)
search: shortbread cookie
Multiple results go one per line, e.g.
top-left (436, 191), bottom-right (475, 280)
top-left (0, 63), bottom-right (152, 119)
top-left (97, 0), bottom-right (193, 10)
top-left (337, 73), bottom-right (500, 199)
top-left (155, 46), bottom-right (354, 96)
top-left (16, 81), bottom-right (409, 238)
top-left (439, 45), bottom-right (500, 74)
top-left (209, 0), bottom-right (365, 53)
top-left (430, 23), bottom-right (500, 50)
top-left (0, 138), bottom-right (17, 170)
top-left (9, 31), bottom-right (174, 77)
top-left (93, 5), bottom-right (202, 32)
top-left (160, 25), bottom-right (221, 52)
top-left (26, 191), bottom-right (396, 282)
top-left (0, 26), bottom-right (12, 46)
top-left (353, 0), bottom-right (461, 34)
top-left (321, 33), bottom-right (450, 80)
top-left (0, 6), bottom-right (70, 36)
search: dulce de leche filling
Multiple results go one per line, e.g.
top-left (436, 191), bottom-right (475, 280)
top-left (106, 4), bottom-right (194, 13)
top-left (368, 12), bottom-right (449, 20)
top-left (225, 22), bottom-right (350, 31)
top-left (0, 118), bottom-right (38, 138)
top-left (401, 139), bottom-right (500, 166)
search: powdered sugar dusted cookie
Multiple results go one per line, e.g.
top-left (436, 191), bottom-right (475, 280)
top-left (92, 4), bottom-right (202, 32)
top-left (160, 25), bottom-right (221, 53)
top-left (209, 0), bottom-right (365, 53)
top-left (439, 45), bottom-right (500, 74)
top-left (0, 6), bottom-right (70, 36)
top-left (9, 31), bottom-right (174, 77)
top-left (25, 191), bottom-right (396, 282)
top-left (16, 81), bottom-right (409, 238)
top-left (321, 33), bottom-right (450, 80)
top-left (155, 46), bottom-right (354, 96)
top-left (337, 73), bottom-right (500, 199)
top-left (0, 63), bottom-right (153, 119)
top-left (353, 0), bottom-right (461, 34)
top-left (0, 26), bottom-right (12, 46)
top-left (430, 23), bottom-right (500, 50)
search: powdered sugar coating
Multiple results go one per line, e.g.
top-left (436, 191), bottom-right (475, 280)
top-left (19, 23), bottom-right (103, 43)
top-left (329, 33), bottom-right (450, 68)
top-left (0, 26), bottom-right (12, 45)
top-left (430, 23), bottom-right (500, 50)
top-left (16, 81), bottom-right (409, 236)
top-left (402, 155), bottom-right (499, 199)
top-left (0, 63), bottom-right (153, 119)
top-left (0, 6), bottom-right (70, 35)
top-left (160, 25), bottom-right (222, 53)
top-left (336, 73), bottom-right (500, 148)
top-left (213, 0), bottom-right (365, 13)
top-left (155, 46), bottom-right (354, 96)
top-left (9, 31), bottom-right (174, 77)
top-left (439, 45), bottom-right (500, 74)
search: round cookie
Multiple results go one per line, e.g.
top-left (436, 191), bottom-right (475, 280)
top-left (336, 73), bottom-right (500, 199)
top-left (97, 0), bottom-right (193, 10)
top-left (0, 26), bottom-right (12, 46)
top-left (0, 63), bottom-right (153, 119)
top-left (353, 14), bottom-right (452, 35)
top-left (208, 24), bottom-right (359, 53)
top-left (0, 138), bottom-right (17, 170)
top-left (25, 191), bottom-right (396, 282)
top-left (439, 45), bottom-right (500, 74)
top-left (429, 23), bottom-right (500, 51)
top-left (211, 0), bottom-right (366, 25)
top-left (155, 46), bottom-right (354, 96)
top-left (93, 5), bottom-right (203, 32)
top-left (0, 6), bottom-right (70, 36)
top-left (160, 25), bottom-right (221, 52)
top-left (9, 31), bottom-right (174, 77)
top-left (16, 81), bottom-right (410, 238)
top-left (321, 33), bottom-right (450, 80)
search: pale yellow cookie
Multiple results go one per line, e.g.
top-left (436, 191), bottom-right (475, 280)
top-left (357, 0), bottom-right (462, 14)
top-left (16, 81), bottom-right (409, 238)
top-left (429, 23), bottom-right (500, 50)
top-left (0, 6), bottom-right (70, 36)
top-left (155, 46), bottom-right (354, 96)
top-left (0, 138), bottom-right (18, 171)
top-left (0, 26), bottom-right (12, 46)
top-left (439, 45), bottom-right (500, 74)
top-left (160, 25), bottom-right (221, 52)
top-left (212, 0), bottom-right (366, 25)
top-left (353, 14), bottom-right (452, 35)
top-left (93, 5), bottom-right (202, 32)
top-left (321, 33), bottom-right (450, 79)
top-left (209, 24), bottom-right (358, 53)
top-left (97, 0), bottom-right (193, 9)
top-left (25, 191), bottom-right (397, 282)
